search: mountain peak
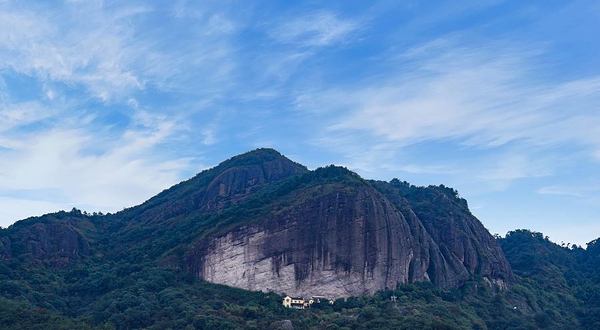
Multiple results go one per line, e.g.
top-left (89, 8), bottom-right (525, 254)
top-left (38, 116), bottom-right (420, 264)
top-left (215, 148), bottom-right (307, 172)
top-left (119, 148), bottom-right (308, 223)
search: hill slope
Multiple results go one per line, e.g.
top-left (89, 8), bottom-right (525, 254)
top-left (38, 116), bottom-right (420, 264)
top-left (5, 149), bottom-right (600, 329)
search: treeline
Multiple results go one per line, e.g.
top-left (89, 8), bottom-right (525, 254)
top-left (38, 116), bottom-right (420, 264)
top-left (3, 198), bottom-right (600, 329)
top-left (4, 230), bottom-right (600, 330)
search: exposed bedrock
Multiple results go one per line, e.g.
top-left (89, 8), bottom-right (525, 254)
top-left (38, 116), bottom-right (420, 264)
top-left (187, 184), bottom-right (511, 298)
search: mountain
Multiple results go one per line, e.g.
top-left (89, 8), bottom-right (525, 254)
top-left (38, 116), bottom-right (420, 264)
top-left (0, 149), bottom-right (511, 299)
top-left (1, 148), bottom-right (598, 329)
top-left (181, 167), bottom-right (512, 299)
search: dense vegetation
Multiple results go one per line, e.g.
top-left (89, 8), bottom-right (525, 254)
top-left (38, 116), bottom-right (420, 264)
top-left (1, 149), bottom-right (599, 329)
top-left (2, 231), bottom-right (600, 330)
top-left (499, 230), bottom-right (600, 329)
top-left (3, 216), bottom-right (599, 329)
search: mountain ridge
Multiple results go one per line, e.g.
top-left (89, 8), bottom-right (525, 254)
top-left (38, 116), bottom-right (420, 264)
top-left (3, 149), bottom-right (600, 329)
top-left (0, 148), bottom-right (512, 299)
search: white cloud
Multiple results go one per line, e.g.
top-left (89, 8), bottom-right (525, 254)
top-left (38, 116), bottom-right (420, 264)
top-left (253, 10), bottom-right (360, 82)
top-left (392, 164), bottom-right (461, 175)
top-left (0, 1), bottom-right (243, 228)
top-left (537, 186), bottom-right (585, 198)
top-left (0, 1), bottom-right (238, 102)
top-left (476, 154), bottom-right (552, 190)
top-left (260, 51), bottom-right (313, 81)
top-left (271, 11), bottom-right (358, 47)
top-left (0, 4), bottom-right (149, 100)
top-left (0, 111), bottom-right (195, 225)
top-left (45, 90), bottom-right (55, 100)
top-left (327, 39), bottom-right (600, 152)
top-left (0, 101), bottom-right (54, 133)
top-left (202, 128), bottom-right (217, 145)
top-left (205, 15), bottom-right (237, 35)
top-left (537, 185), bottom-right (600, 199)
top-left (290, 38), bottom-right (600, 190)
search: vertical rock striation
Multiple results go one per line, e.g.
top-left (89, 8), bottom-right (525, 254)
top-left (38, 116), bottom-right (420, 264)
top-left (185, 167), bottom-right (512, 299)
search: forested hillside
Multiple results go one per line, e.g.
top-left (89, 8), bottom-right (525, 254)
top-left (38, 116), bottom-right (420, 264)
top-left (2, 229), bottom-right (599, 329)
top-left (1, 149), bottom-right (599, 329)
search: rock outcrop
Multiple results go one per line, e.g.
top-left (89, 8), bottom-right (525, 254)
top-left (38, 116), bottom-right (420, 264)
top-left (0, 214), bottom-right (94, 266)
top-left (184, 165), bottom-right (513, 299)
top-left (118, 148), bottom-right (308, 226)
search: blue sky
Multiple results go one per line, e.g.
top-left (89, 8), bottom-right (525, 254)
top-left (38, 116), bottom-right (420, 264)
top-left (1, 0), bottom-right (599, 246)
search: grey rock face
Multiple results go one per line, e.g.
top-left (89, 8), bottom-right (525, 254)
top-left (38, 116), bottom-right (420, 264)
top-left (202, 158), bottom-right (306, 212)
top-left (187, 183), bottom-right (512, 299)
top-left (383, 186), bottom-right (513, 286)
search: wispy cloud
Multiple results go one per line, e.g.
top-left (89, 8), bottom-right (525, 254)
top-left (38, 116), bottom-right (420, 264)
top-left (0, 1), bottom-right (239, 102)
top-left (392, 164), bottom-right (461, 175)
top-left (0, 113), bottom-right (194, 225)
top-left (537, 185), bottom-right (600, 199)
top-left (295, 37), bottom-right (600, 190)
top-left (0, 0), bottom-right (243, 227)
top-left (0, 3), bottom-right (149, 101)
top-left (270, 11), bottom-right (359, 47)
top-left (0, 101), bottom-right (54, 133)
top-left (537, 186), bottom-right (586, 198)
top-left (476, 153), bottom-right (552, 190)
top-left (331, 39), bottom-right (600, 151)
top-left (252, 10), bottom-right (362, 83)
top-left (201, 127), bottom-right (217, 145)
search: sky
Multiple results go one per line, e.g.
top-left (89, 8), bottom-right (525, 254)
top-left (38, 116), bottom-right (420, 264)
top-left (0, 0), bottom-right (599, 246)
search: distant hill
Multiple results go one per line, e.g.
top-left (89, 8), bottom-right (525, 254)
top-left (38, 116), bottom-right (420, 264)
top-left (1, 148), bottom-right (598, 329)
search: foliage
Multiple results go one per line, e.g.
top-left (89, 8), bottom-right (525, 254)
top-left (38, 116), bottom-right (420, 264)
top-left (2, 150), bottom-right (600, 329)
top-left (3, 231), bottom-right (600, 329)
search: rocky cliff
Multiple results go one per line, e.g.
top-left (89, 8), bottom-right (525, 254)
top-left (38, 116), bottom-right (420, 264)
top-left (182, 162), bottom-right (512, 299)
